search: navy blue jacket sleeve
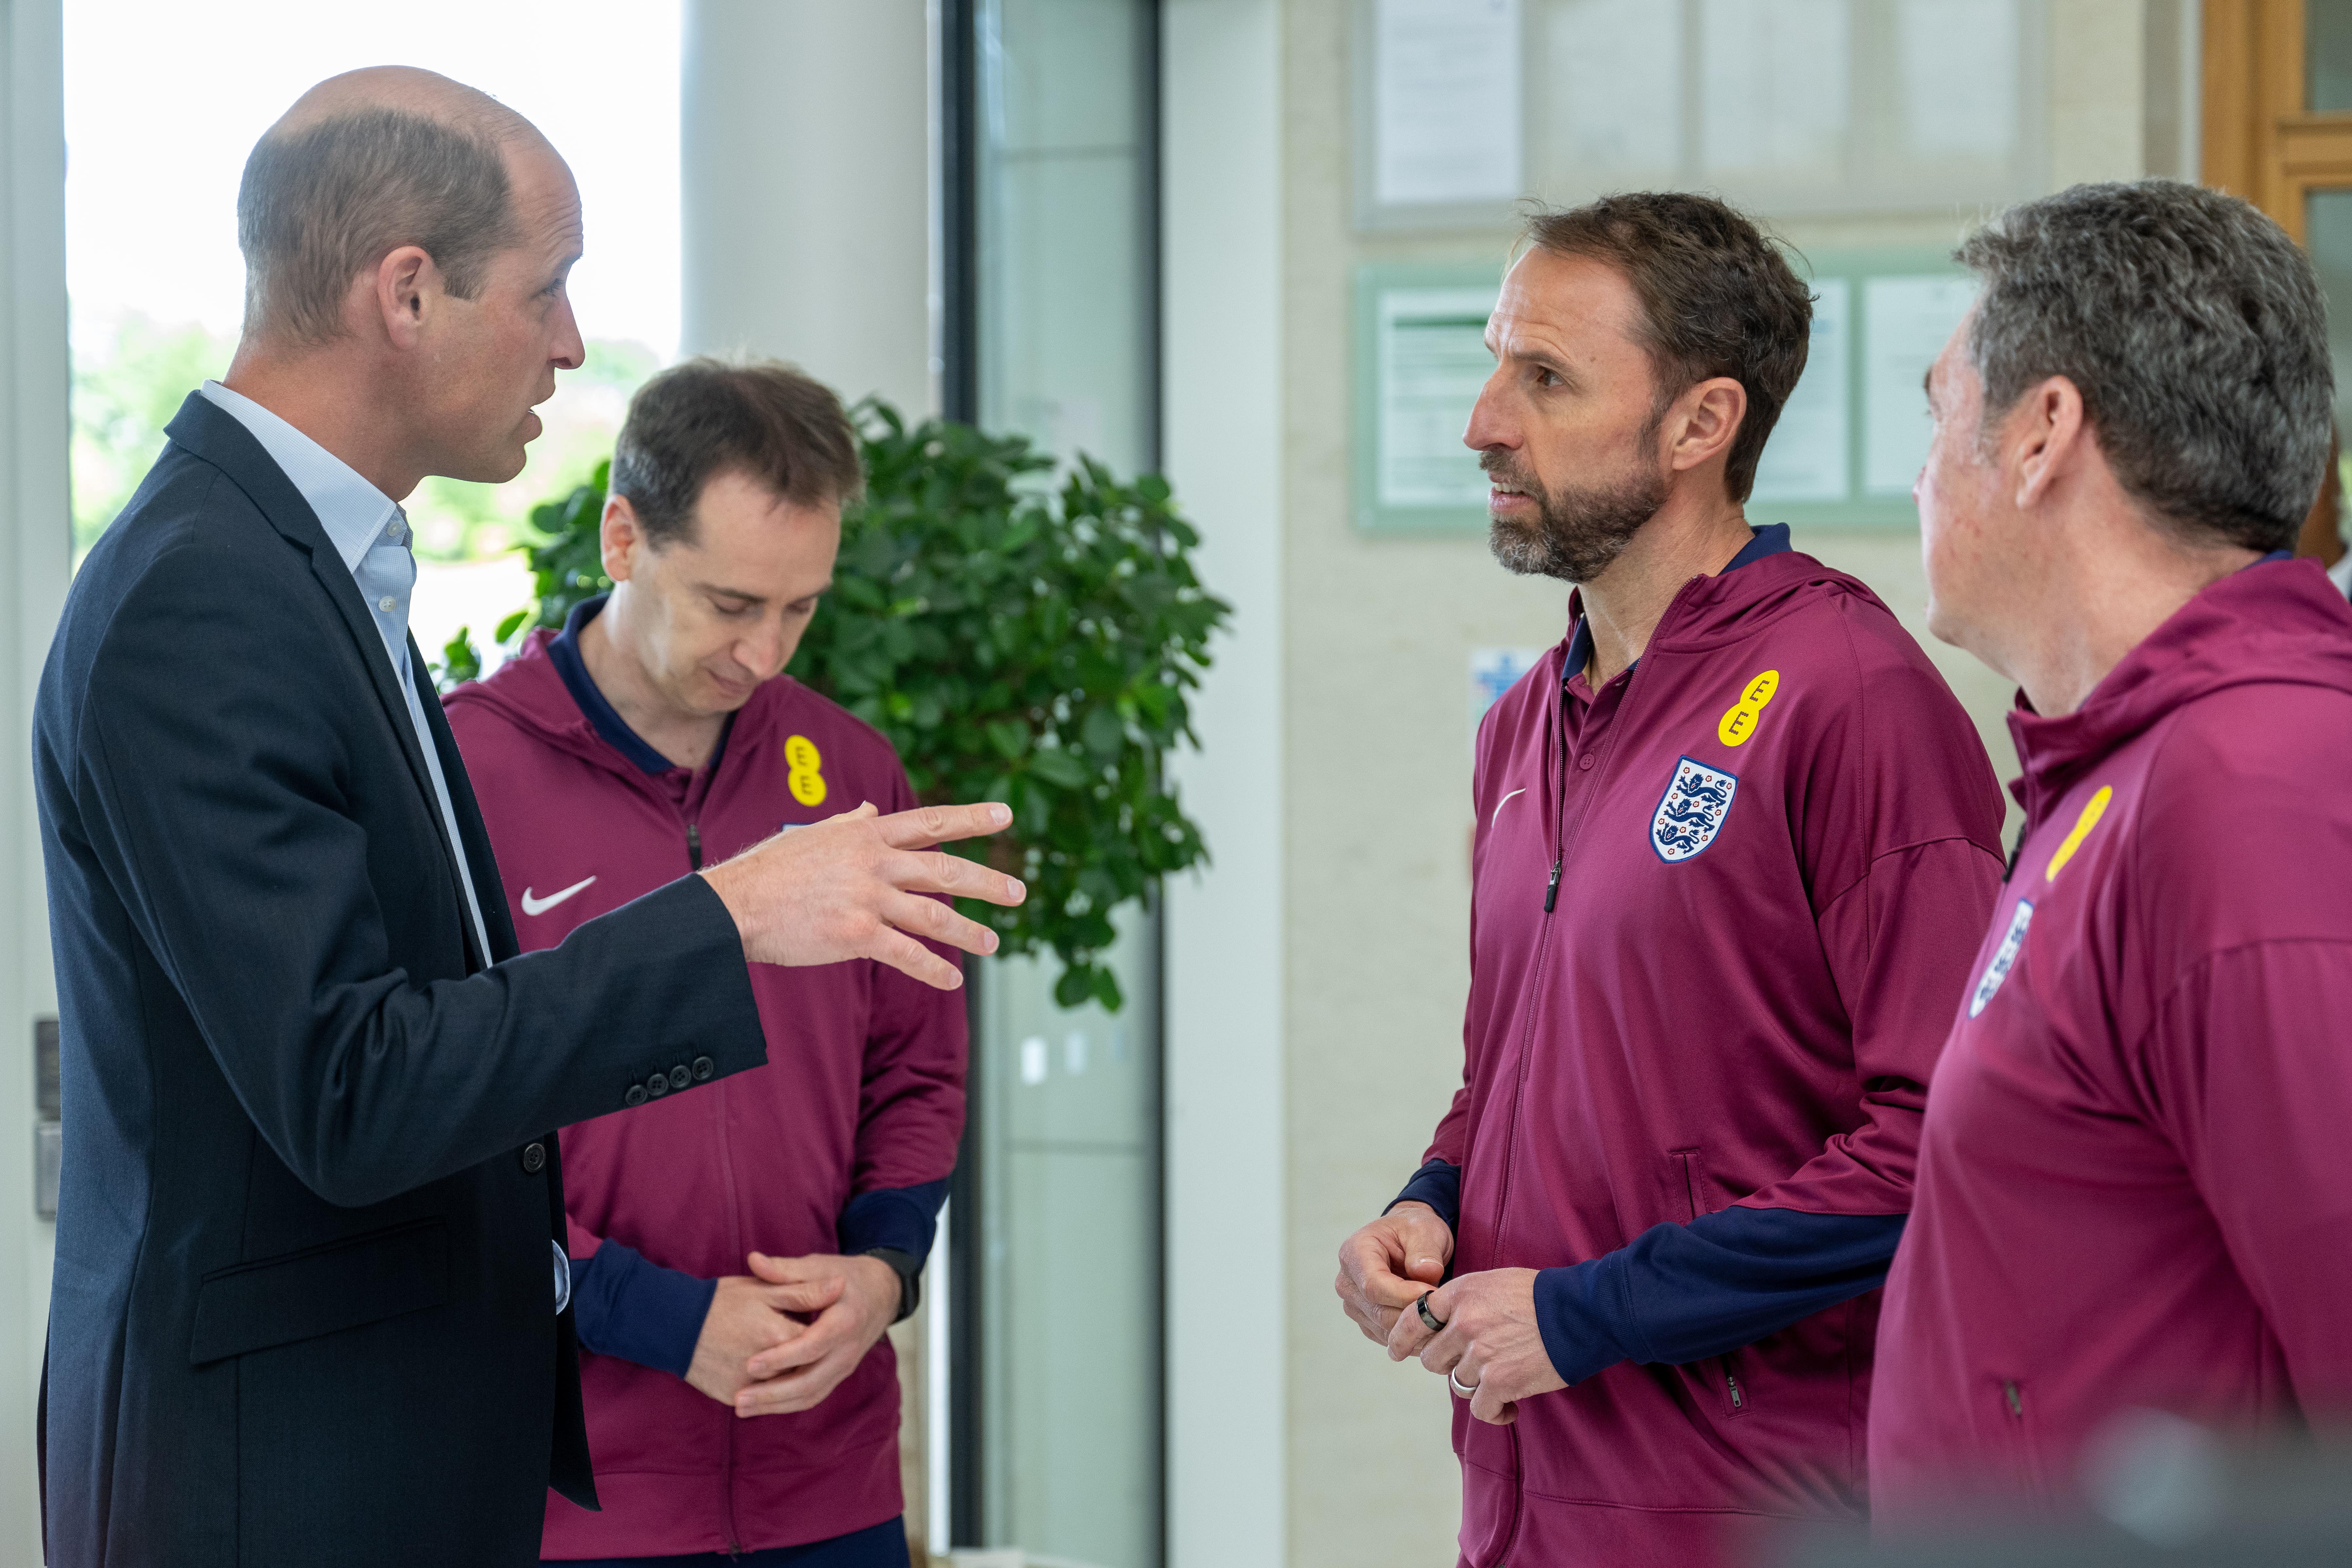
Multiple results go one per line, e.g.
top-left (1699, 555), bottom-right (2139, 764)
top-left (838, 1178), bottom-right (950, 1259)
top-left (1533, 1207), bottom-right (1905, 1385)
top-left (568, 1241), bottom-right (718, 1380)
top-left (1388, 1158), bottom-right (1461, 1234)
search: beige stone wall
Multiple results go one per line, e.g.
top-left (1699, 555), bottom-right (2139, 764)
top-left (1274, 4), bottom-right (2168, 1565)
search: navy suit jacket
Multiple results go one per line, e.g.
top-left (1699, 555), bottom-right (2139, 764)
top-left (34, 392), bottom-right (769, 1567)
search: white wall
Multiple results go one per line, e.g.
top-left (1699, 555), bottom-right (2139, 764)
top-left (679, 0), bottom-right (937, 417)
top-left (1160, 3), bottom-right (1288, 1566)
top-left (0, 0), bottom-right (68, 1557)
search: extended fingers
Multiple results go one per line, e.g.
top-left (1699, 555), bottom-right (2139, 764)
top-left (873, 801), bottom-right (1012, 851)
top-left (877, 887), bottom-right (1005, 959)
top-left (867, 926), bottom-right (964, 991)
top-left (887, 848), bottom-right (1026, 909)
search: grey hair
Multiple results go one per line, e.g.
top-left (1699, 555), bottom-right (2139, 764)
top-left (1956, 180), bottom-right (2333, 553)
top-left (237, 107), bottom-right (524, 345)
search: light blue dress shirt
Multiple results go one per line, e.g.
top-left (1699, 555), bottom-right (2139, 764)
top-left (196, 381), bottom-right (570, 1315)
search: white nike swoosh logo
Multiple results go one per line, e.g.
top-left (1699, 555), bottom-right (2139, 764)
top-left (1491, 787), bottom-right (1528, 829)
top-left (520, 876), bottom-right (597, 917)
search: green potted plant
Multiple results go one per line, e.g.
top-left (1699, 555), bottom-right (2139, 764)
top-left (441, 402), bottom-right (1230, 1010)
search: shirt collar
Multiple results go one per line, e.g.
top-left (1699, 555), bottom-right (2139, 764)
top-left (1564, 523), bottom-right (1791, 684)
top-left (197, 380), bottom-right (401, 572)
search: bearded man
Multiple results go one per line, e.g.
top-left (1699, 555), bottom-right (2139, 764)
top-left (1334, 193), bottom-right (2006, 1566)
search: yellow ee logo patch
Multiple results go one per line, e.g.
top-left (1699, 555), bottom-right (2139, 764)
top-left (1717, 670), bottom-right (1780, 748)
top-left (2043, 784), bottom-right (2112, 881)
top-left (785, 735), bottom-right (827, 807)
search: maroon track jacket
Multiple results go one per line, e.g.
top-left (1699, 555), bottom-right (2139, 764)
top-left (1871, 558), bottom-right (2352, 1523)
top-left (445, 623), bottom-right (964, 1559)
top-left (1437, 545), bottom-right (2002, 1565)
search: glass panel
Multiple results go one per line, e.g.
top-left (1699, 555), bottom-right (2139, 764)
top-left (968, 3), bottom-right (1163, 1564)
top-left (976, 913), bottom-right (1161, 1568)
top-left (2306, 189), bottom-right (2352, 442)
top-left (2311, 0), bottom-right (2352, 113)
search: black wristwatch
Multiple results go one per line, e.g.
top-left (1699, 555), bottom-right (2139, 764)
top-left (862, 1247), bottom-right (923, 1323)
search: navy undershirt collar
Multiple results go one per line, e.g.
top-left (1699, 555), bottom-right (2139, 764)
top-left (1564, 522), bottom-right (1791, 687)
top-left (547, 595), bottom-right (688, 777)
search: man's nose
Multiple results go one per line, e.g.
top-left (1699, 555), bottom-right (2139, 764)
top-left (551, 296), bottom-right (586, 371)
top-left (740, 621), bottom-right (787, 678)
top-left (1462, 367), bottom-right (1517, 454)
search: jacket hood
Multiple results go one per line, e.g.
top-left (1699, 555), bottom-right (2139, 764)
top-left (2006, 557), bottom-right (2352, 823)
top-left (441, 628), bottom-right (794, 784)
top-left (1565, 546), bottom-right (1897, 662)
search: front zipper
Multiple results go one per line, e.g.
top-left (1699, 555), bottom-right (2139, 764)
top-left (1726, 1371), bottom-right (1746, 1411)
top-left (686, 822), bottom-right (703, 870)
top-left (1479, 648), bottom-right (1652, 1568)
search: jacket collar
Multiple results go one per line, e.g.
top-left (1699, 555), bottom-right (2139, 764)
top-left (1563, 523), bottom-right (1798, 683)
top-left (161, 389), bottom-right (480, 959)
top-left (2006, 555), bottom-right (2352, 824)
top-left (194, 380), bottom-right (400, 574)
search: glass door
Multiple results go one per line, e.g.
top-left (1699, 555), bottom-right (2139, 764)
top-left (942, 4), bottom-right (1165, 1564)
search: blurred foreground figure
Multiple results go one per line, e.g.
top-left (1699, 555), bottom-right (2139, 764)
top-left (1335, 193), bottom-right (2003, 1566)
top-left (34, 69), bottom-right (1018, 1568)
top-left (448, 361), bottom-right (957, 1568)
top-left (1874, 180), bottom-right (2352, 1525)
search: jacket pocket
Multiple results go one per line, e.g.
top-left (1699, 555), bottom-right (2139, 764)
top-left (188, 1219), bottom-right (449, 1365)
top-left (1667, 1146), bottom-right (1712, 1222)
top-left (1996, 1376), bottom-right (2044, 1491)
top-left (1711, 1350), bottom-right (1754, 1419)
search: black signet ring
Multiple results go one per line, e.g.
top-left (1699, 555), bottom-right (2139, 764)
top-left (1415, 1291), bottom-right (1445, 1332)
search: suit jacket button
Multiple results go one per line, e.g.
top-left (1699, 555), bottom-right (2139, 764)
top-left (692, 1055), bottom-right (716, 1082)
top-left (667, 1064), bottom-right (692, 1091)
top-left (646, 1071), bottom-right (670, 1100)
top-left (521, 1142), bottom-right (547, 1175)
top-left (624, 1085), bottom-right (649, 1109)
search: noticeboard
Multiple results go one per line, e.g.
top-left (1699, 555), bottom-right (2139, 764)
top-left (1352, 247), bottom-right (1977, 536)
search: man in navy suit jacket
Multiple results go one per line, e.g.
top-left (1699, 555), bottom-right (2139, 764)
top-left (33, 67), bottom-right (1021, 1568)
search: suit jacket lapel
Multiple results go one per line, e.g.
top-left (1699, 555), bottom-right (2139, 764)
top-left (163, 393), bottom-right (480, 955)
top-left (409, 636), bottom-right (519, 968)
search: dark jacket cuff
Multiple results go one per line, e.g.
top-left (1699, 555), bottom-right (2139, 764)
top-left (839, 1180), bottom-right (948, 1323)
top-left (568, 1240), bottom-right (718, 1380)
top-left (1533, 1260), bottom-right (1640, 1386)
top-left (1387, 1158), bottom-right (1461, 1235)
top-left (838, 1179), bottom-right (948, 1258)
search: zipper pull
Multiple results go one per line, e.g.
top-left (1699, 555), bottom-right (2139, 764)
top-left (1543, 855), bottom-right (1563, 912)
top-left (1725, 1372), bottom-right (1744, 1410)
top-left (687, 823), bottom-right (703, 870)
top-left (2004, 1380), bottom-right (2024, 1419)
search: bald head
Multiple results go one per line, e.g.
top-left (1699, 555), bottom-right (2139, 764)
top-left (237, 67), bottom-right (555, 345)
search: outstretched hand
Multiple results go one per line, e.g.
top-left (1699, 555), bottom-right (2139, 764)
top-left (700, 801), bottom-right (1026, 989)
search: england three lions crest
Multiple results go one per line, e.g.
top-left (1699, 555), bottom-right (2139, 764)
top-left (1651, 757), bottom-right (1738, 863)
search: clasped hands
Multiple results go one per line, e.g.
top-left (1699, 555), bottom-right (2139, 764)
top-left (1333, 1200), bottom-right (1565, 1424)
top-left (686, 1250), bottom-right (903, 1418)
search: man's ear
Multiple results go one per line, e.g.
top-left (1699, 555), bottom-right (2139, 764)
top-left (2009, 375), bottom-right (2087, 510)
top-left (1665, 376), bottom-right (1749, 476)
top-left (372, 244), bottom-right (438, 350)
top-left (601, 494), bottom-right (644, 584)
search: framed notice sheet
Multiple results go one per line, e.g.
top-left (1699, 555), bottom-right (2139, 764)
top-left (1352, 249), bottom-right (1975, 536)
top-left (1355, 265), bottom-right (1501, 533)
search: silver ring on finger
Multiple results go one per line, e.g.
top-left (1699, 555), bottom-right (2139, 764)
top-left (1415, 1291), bottom-right (1445, 1333)
top-left (1449, 1369), bottom-right (1479, 1399)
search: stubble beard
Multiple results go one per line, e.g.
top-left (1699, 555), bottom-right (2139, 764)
top-left (1483, 450), bottom-right (1668, 585)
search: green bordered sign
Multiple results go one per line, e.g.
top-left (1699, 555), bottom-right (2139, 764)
top-left (1351, 246), bottom-right (1976, 535)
